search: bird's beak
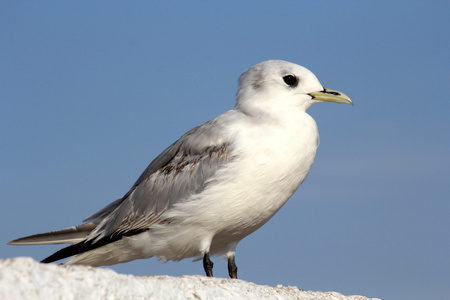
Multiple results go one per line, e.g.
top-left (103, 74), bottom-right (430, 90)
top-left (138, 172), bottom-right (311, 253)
top-left (308, 88), bottom-right (353, 106)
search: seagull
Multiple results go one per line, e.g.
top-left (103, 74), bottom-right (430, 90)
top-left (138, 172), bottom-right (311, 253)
top-left (7, 60), bottom-right (352, 279)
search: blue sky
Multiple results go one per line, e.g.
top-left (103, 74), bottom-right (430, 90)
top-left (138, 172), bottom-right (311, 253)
top-left (1, 2), bottom-right (449, 299)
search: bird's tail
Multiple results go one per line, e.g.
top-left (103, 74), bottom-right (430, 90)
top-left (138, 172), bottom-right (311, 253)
top-left (6, 223), bottom-right (96, 245)
top-left (8, 223), bottom-right (150, 265)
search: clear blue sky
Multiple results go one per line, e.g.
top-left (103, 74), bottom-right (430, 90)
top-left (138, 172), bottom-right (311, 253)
top-left (1, 2), bottom-right (449, 300)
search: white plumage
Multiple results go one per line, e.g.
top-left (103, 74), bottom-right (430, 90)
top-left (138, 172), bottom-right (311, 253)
top-left (8, 60), bottom-right (352, 278)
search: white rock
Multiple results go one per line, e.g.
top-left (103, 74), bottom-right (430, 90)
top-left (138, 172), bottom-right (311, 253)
top-left (0, 257), bottom-right (380, 300)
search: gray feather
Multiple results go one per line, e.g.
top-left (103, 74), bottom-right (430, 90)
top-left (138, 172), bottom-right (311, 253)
top-left (84, 115), bottom-right (237, 240)
top-left (7, 223), bottom-right (96, 245)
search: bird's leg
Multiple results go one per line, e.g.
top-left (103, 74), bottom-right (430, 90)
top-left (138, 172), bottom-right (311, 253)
top-left (203, 252), bottom-right (214, 277)
top-left (227, 255), bottom-right (238, 279)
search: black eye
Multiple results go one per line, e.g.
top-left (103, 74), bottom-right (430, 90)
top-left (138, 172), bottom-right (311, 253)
top-left (283, 75), bottom-right (298, 87)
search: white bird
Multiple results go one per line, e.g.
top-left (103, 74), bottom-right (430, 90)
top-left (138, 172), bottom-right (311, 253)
top-left (7, 60), bottom-right (352, 278)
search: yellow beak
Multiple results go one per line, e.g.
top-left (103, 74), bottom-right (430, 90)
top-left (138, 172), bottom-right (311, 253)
top-left (308, 88), bottom-right (353, 106)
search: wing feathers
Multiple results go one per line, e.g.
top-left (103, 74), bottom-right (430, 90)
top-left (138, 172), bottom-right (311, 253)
top-left (85, 116), bottom-right (237, 241)
top-left (90, 143), bottom-right (233, 240)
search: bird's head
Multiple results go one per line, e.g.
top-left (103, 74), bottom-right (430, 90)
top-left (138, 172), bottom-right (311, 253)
top-left (235, 60), bottom-right (352, 116)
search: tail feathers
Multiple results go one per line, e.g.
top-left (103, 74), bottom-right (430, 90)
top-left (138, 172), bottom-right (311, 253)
top-left (41, 228), bottom-right (149, 264)
top-left (7, 223), bottom-right (97, 245)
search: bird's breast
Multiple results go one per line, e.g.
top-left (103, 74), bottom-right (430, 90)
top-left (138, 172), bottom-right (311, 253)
top-left (235, 113), bottom-right (318, 203)
top-left (190, 113), bottom-right (320, 238)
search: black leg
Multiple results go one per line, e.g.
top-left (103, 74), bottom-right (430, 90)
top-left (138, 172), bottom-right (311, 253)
top-left (227, 255), bottom-right (238, 279)
top-left (203, 252), bottom-right (214, 277)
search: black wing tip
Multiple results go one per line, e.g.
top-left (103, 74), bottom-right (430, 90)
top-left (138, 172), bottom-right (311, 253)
top-left (40, 228), bottom-right (149, 264)
top-left (40, 243), bottom-right (82, 264)
top-left (41, 257), bottom-right (56, 264)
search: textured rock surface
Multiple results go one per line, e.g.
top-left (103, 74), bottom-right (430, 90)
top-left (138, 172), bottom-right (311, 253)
top-left (0, 257), bottom-right (380, 300)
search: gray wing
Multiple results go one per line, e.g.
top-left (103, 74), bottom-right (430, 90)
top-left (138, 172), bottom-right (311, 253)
top-left (84, 115), bottom-right (236, 240)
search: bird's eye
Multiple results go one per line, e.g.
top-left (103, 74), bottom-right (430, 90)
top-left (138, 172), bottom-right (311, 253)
top-left (282, 75), bottom-right (298, 87)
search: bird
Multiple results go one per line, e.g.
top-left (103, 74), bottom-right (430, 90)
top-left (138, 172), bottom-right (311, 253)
top-left (7, 60), bottom-right (352, 279)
